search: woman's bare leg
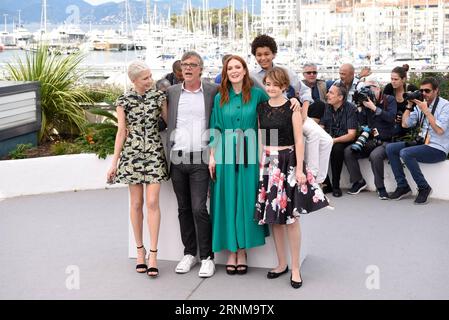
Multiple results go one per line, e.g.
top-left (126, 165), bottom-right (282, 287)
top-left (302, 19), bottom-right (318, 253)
top-left (146, 183), bottom-right (161, 275)
top-left (129, 184), bottom-right (145, 271)
top-left (286, 220), bottom-right (302, 282)
top-left (271, 224), bottom-right (288, 272)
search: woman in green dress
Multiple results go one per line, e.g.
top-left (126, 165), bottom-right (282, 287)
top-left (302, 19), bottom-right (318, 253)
top-left (208, 55), bottom-right (269, 275)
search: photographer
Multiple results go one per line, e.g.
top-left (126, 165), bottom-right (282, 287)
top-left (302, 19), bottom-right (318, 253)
top-left (382, 65), bottom-right (418, 140)
top-left (344, 78), bottom-right (397, 200)
top-left (386, 77), bottom-right (449, 205)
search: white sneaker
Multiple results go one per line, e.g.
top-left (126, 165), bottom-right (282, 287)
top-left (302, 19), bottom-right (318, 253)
top-left (175, 254), bottom-right (197, 274)
top-left (198, 256), bottom-right (215, 278)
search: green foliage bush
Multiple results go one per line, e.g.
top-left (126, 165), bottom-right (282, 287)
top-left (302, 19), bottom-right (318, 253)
top-left (51, 141), bottom-right (83, 156)
top-left (74, 108), bottom-right (118, 159)
top-left (8, 144), bottom-right (33, 159)
top-left (80, 84), bottom-right (123, 105)
top-left (409, 72), bottom-right (449, 100)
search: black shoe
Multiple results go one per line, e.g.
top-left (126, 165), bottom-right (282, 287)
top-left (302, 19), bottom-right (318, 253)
top-left (290, 272), bottom-right (303, 289)
top-left (377, 188), bottom-right (389, 200)
top-left (322, 176), bottom-right (333, 194)
top-left (389, 185), bottom-right (412, 200)
top-left (322, 184), bottom-right (333, 194)
top-left (332, 188), bottom-right (342, 197)
top-left (267, 266), bottom-right (289, 279)
top-left (347, 179), bottom-right (367, 195)
top-left (414, 186), bottom-right (432, 205)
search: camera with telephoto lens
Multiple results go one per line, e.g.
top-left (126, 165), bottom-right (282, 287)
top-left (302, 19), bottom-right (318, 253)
top-left (353, 86), bottom-right (376, 106)
top-left (403, 90), bottom-right (424, 102)
top-left (351, 126), bottom-right (371, 152)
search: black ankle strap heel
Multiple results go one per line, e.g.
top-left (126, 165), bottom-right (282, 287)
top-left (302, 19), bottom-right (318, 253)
top-left (136, 245), bottom-right (147, 273)
top-left (147, 249), bottom-right (159, 278)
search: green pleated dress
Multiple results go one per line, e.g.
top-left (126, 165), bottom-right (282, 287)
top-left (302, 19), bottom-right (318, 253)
top-left (209, 86), bottom-right (270, 253)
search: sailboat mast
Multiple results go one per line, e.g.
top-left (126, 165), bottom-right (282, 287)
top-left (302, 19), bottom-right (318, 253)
top-left (41, 0), bottom-right (47, 34)
top-left (146, 0), bottom-right (151, 34)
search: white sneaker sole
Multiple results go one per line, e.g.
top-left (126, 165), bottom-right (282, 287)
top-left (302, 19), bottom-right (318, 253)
top-left (175, 269), bottom-right (190, 274)
top-left (198, 271), bottom-right (215, 278)
top-left (175, 264), bottom-right (196, 274)
top-left (347, 184), bottom-right (367, 195)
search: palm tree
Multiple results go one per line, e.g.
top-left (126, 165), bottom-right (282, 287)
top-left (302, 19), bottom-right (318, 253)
top-left (6, 45), bottom-right (91, 142)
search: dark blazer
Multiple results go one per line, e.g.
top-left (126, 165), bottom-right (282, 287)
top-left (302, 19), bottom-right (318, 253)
top-left (165, 80), bottom-right (219, 170)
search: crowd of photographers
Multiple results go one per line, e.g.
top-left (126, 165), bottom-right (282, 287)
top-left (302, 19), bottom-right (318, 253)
top-left (300, 63), bottom-right (449, 205)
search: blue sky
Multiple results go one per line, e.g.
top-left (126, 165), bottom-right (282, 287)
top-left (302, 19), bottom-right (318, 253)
top-left (84, 0), bottom-right (125, 5)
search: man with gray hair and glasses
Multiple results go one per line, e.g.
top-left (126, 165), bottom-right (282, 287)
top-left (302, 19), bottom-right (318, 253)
top-left (302, 62), bottom-right (327, 105)
top-left (166, 51), bottom-right (218, 277)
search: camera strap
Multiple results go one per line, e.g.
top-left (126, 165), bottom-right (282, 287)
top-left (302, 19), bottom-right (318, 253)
top-left (420, 96), bottom-right (439, 144)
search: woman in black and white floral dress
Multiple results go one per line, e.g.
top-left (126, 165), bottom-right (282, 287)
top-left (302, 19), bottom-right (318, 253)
top-left (255, 67), bottom-right (328, 289)
top-left (107, 60), bottom-right (168, 278)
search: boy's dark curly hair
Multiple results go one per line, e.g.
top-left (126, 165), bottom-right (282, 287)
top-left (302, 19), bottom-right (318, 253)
top-left (251, 34), bottom-right (278, 56)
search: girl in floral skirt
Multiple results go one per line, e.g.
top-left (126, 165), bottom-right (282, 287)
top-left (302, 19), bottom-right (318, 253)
top-left (255, 67), bottom-right (329, 288)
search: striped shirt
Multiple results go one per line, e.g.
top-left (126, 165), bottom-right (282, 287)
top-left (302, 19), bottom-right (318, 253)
top-left (320, 101), bottom-right (358, 138)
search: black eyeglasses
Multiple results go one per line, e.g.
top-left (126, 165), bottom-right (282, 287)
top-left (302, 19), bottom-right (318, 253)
top-left (419, 88), bottom-right (432, 94)
top-left (304, 71), bottom-right (318, 75)
top-left (181, 63), bottom-right (200, 69)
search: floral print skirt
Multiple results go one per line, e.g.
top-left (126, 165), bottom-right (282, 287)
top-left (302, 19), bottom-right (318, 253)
top-left (255, 147), bottom-right (329, 225)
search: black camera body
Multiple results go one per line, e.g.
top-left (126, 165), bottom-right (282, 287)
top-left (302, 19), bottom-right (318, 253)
top-left (353, 86), bottom-right (376, 106)
top-left (403, 90), bottom-right (424, 102)
top-left (405, 135), bottom-right (425, 147)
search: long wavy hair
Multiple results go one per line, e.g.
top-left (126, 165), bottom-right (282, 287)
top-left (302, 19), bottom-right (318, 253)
top-left (219, 55), bottom-right (254, 107)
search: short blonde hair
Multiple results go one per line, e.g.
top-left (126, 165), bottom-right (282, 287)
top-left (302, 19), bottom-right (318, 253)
top-left (127, 60), bottom-right (149, 81)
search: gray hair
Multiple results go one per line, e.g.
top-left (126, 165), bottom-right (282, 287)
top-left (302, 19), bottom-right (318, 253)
top-left (364, 75), bottom-right (381, 88)
top-left (127, 60), bottom-right (149, 81)
top-left (181, 51), bottom-right (204, 69)
top-left (303, 62), bottom-right (317, 69)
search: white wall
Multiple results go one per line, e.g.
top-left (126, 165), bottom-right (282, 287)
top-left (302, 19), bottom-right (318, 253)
top-left (0, 154), bottom-right (122, 200)
top-left (338, 159), bottom-right (449, 198)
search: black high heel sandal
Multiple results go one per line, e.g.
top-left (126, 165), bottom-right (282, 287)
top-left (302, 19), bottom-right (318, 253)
top-left (147, 249), bottom-right (159, 278)
top-left (236, 251), bottom-right (248, 275)
top-left (136, 245), bottom-right (147, 273)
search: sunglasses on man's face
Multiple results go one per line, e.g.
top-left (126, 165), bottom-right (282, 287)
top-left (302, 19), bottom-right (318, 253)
top-left (419, 88), bottom-right (433, 94)
top-left (304, 71), bottom-right (318, 75)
